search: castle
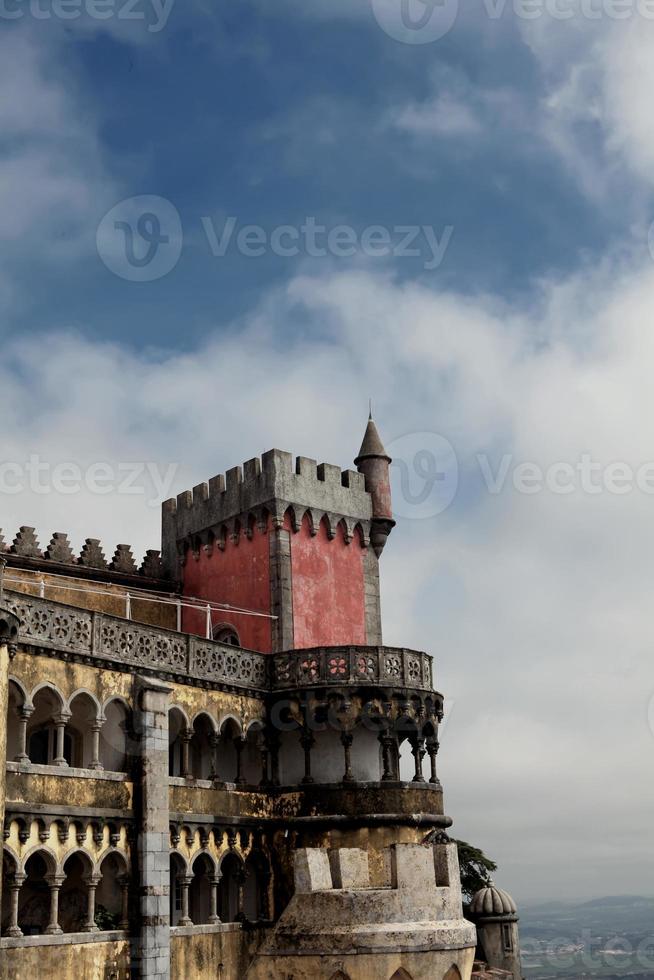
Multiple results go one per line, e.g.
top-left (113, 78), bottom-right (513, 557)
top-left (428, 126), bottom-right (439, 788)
top-left (0, 417), bottom-right (523, 980)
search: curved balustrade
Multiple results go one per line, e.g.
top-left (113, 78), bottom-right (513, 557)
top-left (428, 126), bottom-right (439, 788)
top-left (5, 591), bottom-right (435, 696)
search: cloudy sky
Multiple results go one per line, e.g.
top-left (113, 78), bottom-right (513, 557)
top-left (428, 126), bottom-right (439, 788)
top-left (2, 0), bottom-right (654, 904)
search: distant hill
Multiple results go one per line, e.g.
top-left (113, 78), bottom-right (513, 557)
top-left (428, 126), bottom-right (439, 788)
top-left (520, 894), bottom-right (654, 941)
top-left (519, 895), bottom-right (654, 979)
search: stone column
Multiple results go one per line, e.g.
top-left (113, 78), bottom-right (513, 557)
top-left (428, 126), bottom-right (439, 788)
top-left (0, 601), bottom-right (19, 916)
top-left (6, 872), bottom-right (25, 937)
top-left (89, 722), bottom-right (104, 771)
top-left (53, 711), bottom-right (71, 767)
top-left (118, 874), bottom-right (130, 930)
top-left (137, 676), bottom-right (172, 980)
top-left (15, 704), bottom-right (33, 763)
top-left (379, 731), bottom-right (395, 781)
top-left (259, 737), bottom-right (270, 787)
top-left (266, 730), bottom-right (280, 787)
top-left (234, 737), bottom-right (245, 785)
top-left (209, 732), bottom-right (219, 780)
top-left (259, 871), bottom-right (272, 921)
top-left (300, 730), bottom-right (315, 784)
top-left (83, 873), bottom-right (101, 931)
top-left (178, 875), bottom-right (192, 926)
top-left (45, 873), bottom-right (65, 935)
top-left (208, 874), bottom-right (221, 924)
top-left (181, 729), bottom-right (193, 780)
top-left (411, 736), bottom-right (426, 783)
top-left (235, 869), bottom-right (247, 922)
top-left (427, 736), bottom-right (441, 786)
top-left (341, 731), bottom-right (354, 783)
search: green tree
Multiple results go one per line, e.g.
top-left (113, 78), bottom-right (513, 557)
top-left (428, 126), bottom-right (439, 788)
top-left (453, 838), bottom-right (497, 910)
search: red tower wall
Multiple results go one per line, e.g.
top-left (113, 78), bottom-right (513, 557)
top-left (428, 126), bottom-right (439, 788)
top-left (288, 514), bottom-right (366, 649)
top-left (181, 524), bottom-right (272, 652)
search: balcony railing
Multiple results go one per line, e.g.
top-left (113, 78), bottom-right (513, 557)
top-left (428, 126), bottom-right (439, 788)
top-left (5, 591), bottom-right (434, 695)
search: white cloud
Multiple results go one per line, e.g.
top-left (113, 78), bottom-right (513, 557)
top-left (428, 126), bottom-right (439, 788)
top-left (391, 91), bottom-right (483, 138)
top-left (2, 253), bottom-right (654, 901)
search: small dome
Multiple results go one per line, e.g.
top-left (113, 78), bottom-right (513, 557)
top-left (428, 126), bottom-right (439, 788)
top-left (470, 884), bottom-right (517, 917)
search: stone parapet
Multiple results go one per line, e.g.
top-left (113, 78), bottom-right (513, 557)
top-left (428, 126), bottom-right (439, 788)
top-left (161, 449), bottom-right (373, 578)
top-left (4, 591), bottom-right (436, 697)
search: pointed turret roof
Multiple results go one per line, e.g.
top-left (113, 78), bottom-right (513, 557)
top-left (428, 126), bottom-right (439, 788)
top-left (355, 414), bottom-right (391, 464)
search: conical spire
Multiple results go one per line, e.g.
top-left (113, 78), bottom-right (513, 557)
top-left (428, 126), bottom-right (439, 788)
top-left (355, 414), bottom-right (390, 464)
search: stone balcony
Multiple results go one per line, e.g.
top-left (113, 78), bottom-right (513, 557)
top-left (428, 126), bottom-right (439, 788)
top-left (5, 590), bottom-right (436, 697)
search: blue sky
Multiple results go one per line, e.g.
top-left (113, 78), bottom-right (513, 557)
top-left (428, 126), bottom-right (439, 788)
top-left (2, 0), bottom-right (654, 903)
top-left (2, 1), bottom-right (632, 346)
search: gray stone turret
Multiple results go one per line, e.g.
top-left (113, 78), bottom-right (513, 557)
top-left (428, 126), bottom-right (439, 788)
top-left (355, 414), bottom-right (395, 557)
top-left (470, 884), bottom-right (522, 980)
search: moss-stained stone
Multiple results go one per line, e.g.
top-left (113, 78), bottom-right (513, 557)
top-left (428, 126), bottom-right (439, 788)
top-left (7, 770), bottom-right (133, 811)
top-left (0, 937), bottom-right (131, 979)
top-left (170, 926), bottom-right (263, 979)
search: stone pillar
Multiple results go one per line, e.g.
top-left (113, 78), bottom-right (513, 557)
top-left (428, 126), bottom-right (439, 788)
top-left (427, 735), bottom-right (441, 786)
top-left (15, 704), bottom-right (33, 763)
top-left (411, 736), bottom-right (426, 783)
top-left (300, 730), bottom-right (315, 784)
top-left (83, 873), bottom-right (101, 931)
top-left (208, 874), bottom-right (221, 924)
top-left (45, 873), bottom-right (65, 935)
top-left (89, 722), bottom-right (104, 771)
top-left (6, 872), bottom-right (25, 937)
top-left (235, 869), bottom-right (247, 922)
top-left (209, 732), bottom-right (219, 780)
top-left (178, 875), bottom-right (192, 926)
top-left (0, 601), bottom-right (19, 916)
top-left (53, 712), bottom-right (71, 767)
top-left (341, 731), bottom-right (354, 783)
top-left (266, 730), bottom-right (280, 787)
top-left (259, 736), bottom-right (270, 787)
top-left (234, 737), bottom-right (245, 785)
top-left (181, 729), bottom-right (192, 780)
top-left (379, 731), bottom-right (394, 781)
top-left (118, 874), bottom-right (130, 931)
top-left (137, 676), bottom-right (172, 980)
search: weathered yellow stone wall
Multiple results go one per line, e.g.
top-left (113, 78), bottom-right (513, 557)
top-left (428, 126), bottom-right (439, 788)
top-left (4, 813), bottom-right (132, 876)
top-left (9, 650), bottom-right (135, 710)
top-left (8, 648), bottom-right (265, 726)
top-left (0, 938), bottom-right (132, 980)
top-left (170, 926), bottom-right (264, 980)
top-left (6, 569), bottom-right (176, 629)
top-left (248, 946), bottom-right (475, 980)
top-left (7, 769), bottom-right (133, 811)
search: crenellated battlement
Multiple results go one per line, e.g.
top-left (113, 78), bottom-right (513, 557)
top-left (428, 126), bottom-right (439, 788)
top-left (0, 526), bottom-right (167, 583)
top-left (162, 448), bottom-right (373, 577)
